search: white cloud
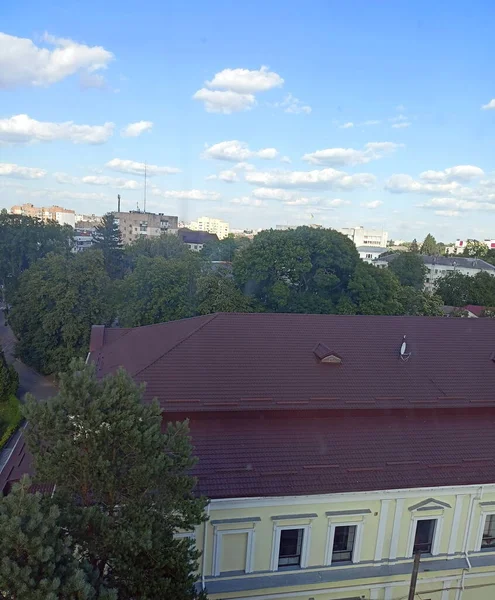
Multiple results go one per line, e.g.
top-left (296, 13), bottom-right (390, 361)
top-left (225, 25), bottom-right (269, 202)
top-left (193, 89), bottom-right (255, 114)
top-left (482, 99), bottom-right (495, 110)
top-left (0, 114), bottom-right (114, 144)
top-left (206, 66), bottom-right (283, 94)
top-left (390, 114), bottom-right (411, 128)
top-left (151, 187), bottom-right (221, 201)
top-left (11, 186), bottom-right (108, 202)
top-left (0, 162), bottom-right (46, 180)
top-left (234, 161), bottom-right (256, 171)
top-left (302, 142), bottom-right (401, 166)
top-left (105, 158), bottom-right (180, 176)
top-left (434, 210), bottom-right (460, 217)
top-left (202, 140), bottom-right (279, 162)
top-left (82, 175), bottom-right (141, 189)
top-left (340, 122), bottom-right (354, 129)
top-left (230, 196), bottom-right (266, 207)
top-left (54, 172), bottom-right (79, 185)
top-left (274, 93), bottom-right (311, 114)
top-left (361, 200), bottom-right (383, 209)
top-left (419, 165), bottom-right (484, 182)
top-left (246, 167), bottom-right (375, 190)
top-left (280, 156), bottom-right (292, 164)
top-left (392, 122), bottom-right (410, 129)
top-left (0, 32), bottom-right (114, 89)
top-left (79, 72), bottom-right (107, 90)
top-left (325, 198), bottom-right (351, 207)
top-left (252, 188), bottom-right (295, 201)
top-left (385, 174), bottom-right (462, 195)
top-left (121, 121), bottom-right (153, 137)
top-left (206, 170), bottom-right (239, 183)
top-left (419, 197), bottom-right (495, 213)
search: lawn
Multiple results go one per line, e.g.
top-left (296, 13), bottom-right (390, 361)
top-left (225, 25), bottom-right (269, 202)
top-left (0, 395), bottom-right (22, 449)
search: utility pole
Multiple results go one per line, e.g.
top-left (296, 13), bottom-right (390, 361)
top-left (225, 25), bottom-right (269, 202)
top-left (407, 551), bottom-right (421, 600)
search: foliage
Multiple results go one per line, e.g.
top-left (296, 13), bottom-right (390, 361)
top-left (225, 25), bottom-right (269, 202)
top-left (125, 233), bottom-right (191, 267)
top-left (468, 271), bottom-right (495, 305)
top-left (462, 240), bottom-right (489, 258)
top-left (0, 213), bottom-right (73, 300)
top-left (434, 271), bottom-right (471, 306)
top-left (24, 362), bottom-right (207, 600)
top-left (118, 254), bottom-right (202, 326)
top-left (0, 347), bottom-right (18, 402)
top-left (347, 263), bottom-right (403, 315)
top-left (0, 394), bottom-right (22, 450)
top-left (92, 214), bottom-right (123, 279)
top-left (201, 235), bottom-right (251, 262)
top-left (9, 251), bottom-right (114, 375)
top-left (483, 249), bottom-right (495, 266)
top-left (420, 233), bottom-right (439, 256)
top-left (234, 227), bottom-right (359, 312)
top-left (388, 252), bottom-right (427, 290)
top-left (397, 287), bottom-right (444, 316)
top-left (196, 271), bottom-right (256, 314)
top-left (410, 238), bottom-right (419, 253)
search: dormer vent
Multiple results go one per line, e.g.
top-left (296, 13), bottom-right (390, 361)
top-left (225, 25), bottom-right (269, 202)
top-left (313, 343), bottom-right (342, 364)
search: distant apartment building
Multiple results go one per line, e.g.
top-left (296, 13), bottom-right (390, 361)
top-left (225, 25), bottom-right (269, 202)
top-left (376, 254), bottom-right (495, 291)
top-left (445, 238), bottom-right (495, 255)
top-left (178, 229), bottom-right (219, 251)
top-left (357, 246), bottom-right (388, 263)
top-left (188, 216), bottom-right (229, 240)
top-left (339, 226), bottom-right (388, 248)
top-left (11, 203), bottom-right (76, 227)
top-left (75, 213), bottom-right (102, 227)
top-left (74, 228), bottom-right (96, 253)
top-left (113, 211), bottom-right (178, 245)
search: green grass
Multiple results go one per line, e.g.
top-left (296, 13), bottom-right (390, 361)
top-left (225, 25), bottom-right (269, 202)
top-left (0, 395), bottom-right (22, 450)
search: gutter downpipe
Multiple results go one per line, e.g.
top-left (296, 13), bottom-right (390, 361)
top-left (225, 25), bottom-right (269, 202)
top-left (201, 503), bottom-right (211, 591)
top-left (456, 486), bottom-right (482, 600)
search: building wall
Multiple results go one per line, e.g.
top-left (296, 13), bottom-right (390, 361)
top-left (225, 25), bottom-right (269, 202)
top-left (340, 227), bottom-right (388, 248)
top-left (190, 484), bottom-right (495, 600)
top-left (114, 211), bottom-right (178, 245)
top-left (11, 203), bottom-right (76, 227)
top-left (424, 264), bottom-right (495, 291)
top-left (189, 217), bottom-right (230, 240)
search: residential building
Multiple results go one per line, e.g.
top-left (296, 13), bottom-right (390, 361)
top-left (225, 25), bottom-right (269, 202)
top-left (178, 228), bottom-right (219, 251)
top-left (11, 203), bottom-right (76, 227)
top-left (113, 210), bottom-right (178, 245)
top-left (75, 214), bottom-right (102, 227)
top-left (446, 239), bottom-right (495, 255)
top-left (188, 216), bottom-right (230, 240)
top-left (4, 314), bottom-right (495, 598)
top-left (339, 226), bottom-right (388, 248)
top-left (357, 245), bottom-right (388, 263)
top-left (376, 254), bottom-right (495, 291)
top-left (73, 227), bottom-right (96, 253)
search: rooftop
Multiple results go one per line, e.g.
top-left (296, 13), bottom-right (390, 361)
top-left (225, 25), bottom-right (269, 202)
top-left (377, 253), bottom-right (495, 271)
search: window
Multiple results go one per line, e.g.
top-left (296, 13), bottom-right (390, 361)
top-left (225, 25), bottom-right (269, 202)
top-left (413, 519), bottom-right (436, 554)
top-left (366, 253), bottom-right (372, 259)
top-left (482, 515), bottom-right (495, 549)
top-left (278, 529), bottom-right (303, 567)
top-left (332, 525), bottom-right (356, 562)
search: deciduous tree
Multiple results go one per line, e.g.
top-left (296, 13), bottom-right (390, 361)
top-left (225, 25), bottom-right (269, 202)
top-left (462, 239), bottom-right (488, 258)
top-left (420, 233), bottom-right (439, 256)
top-left (388, 252), bottom-right (427, 290)
top-left (196, 271), bottom-right (256, 314)
top-left (0, 347), bottom-right (18, 402)
top-left (92, 214), bottom-right (123, 278)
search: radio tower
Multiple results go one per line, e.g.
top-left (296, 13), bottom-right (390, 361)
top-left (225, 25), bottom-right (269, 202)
top-left (143, 162), bottom-right (147, 213)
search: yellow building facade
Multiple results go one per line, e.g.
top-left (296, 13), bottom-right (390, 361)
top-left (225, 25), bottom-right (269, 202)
top-left (193, 484), bottom-right (495, 600)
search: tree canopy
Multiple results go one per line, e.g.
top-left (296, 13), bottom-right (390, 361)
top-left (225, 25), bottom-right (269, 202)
top-left (9, 251), bottom-right (114, 375)
top-left (201, 235), bottom-right (251, 262)
top-left (420, 233), bottom-right (439, 255)
top-left (388, 252), bottom-right (427, 290)
top-left (0, 347), bottom-right (18, 402)
top-left (92, 214), bottom-right (123, 278)
top-left (435, 270), bottom-right (495, 307)
top-left (462, 239), bottom-right (489, 258)
top-left (196, 271), bottom-right (255, 314)
top-left (24, 362), bottom-right (206, 600)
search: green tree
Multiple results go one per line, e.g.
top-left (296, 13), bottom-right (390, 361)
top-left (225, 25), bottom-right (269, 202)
top-left (0, 347), bottom-right (18, 402)
top-left (125, 233), bottom-right (191, 266)
top-left (420, 233), bottom-right (439, 255)
top-left (483, 249), bottom-right (495, 266)
top-left (118, 255), bottom-right (202, 326)
top-left (388, 253), bottom-right (427, 290)
top-left (398, 287), bottom-right (444, 316)
top-left (92, 214), bottom-right (123, 278)
top-left (410, 238), bottom-right (419, 253)
top-left (468, 271), bottom-right (495, 305)
top-left (9, 251), bottom-right (114, 374)
top-left (24, 362), bottom-right (206, 600)
top-left (234, 227), bottom-right (359, 312)
top-left (201, 235), bottom-right (251, 262)
top-left (346, 263), bottom-right (403, 315)
top-left (462, 240), bottom-right (489, 258)
top-left (0, 476), bottom-right (114, 600)
top-left (0, 213), bottom-right (72, 301)
top-left (196, 272), bottom-right (256, 314)
top-left (434, 271), bottom-right (471, 306)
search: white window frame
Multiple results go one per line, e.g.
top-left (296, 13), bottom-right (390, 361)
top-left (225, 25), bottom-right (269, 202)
top-left (475, 511), bottom-right (495, 552)
top-left (212, 527), bottom-right (255, 577)
top-left (325, 521), bottom-right (363, 566)
top-left (407, 516), bottom-right (443, 557)
top-left (270, 524), bottom-right (311, 571)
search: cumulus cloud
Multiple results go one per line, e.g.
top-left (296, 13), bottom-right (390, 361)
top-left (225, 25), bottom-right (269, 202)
top-left (54, 172), bottom-right (141, 189)
top-left (419, 165), bottom-right (484, 182)
top-left (202, 140), bottom-right (278, 162)
top-left (274, 93), bottom-right (311, 114)
top-left (194, 66), bottom-right (283, 113)
top-left (121, 121), bottom-right (153, 137)
top-left (0, 114), bottom-right (114, 144)
top-left (482, 99), bottom-right (495, 110)
top-left (230, 196), bottom-right (266, 207)
top-left (0, 32), bottom-right (114, 89)
top-left (386, 166), bottom-right (484, 196)
top-left (281, 156), bottom-right (292, 164)
top-left (105, 158), bottom-right (180, 176)
top-left (340, 122), bottom-right (354, 129)
top-left (79, 72), bottom-right (107, 90)
top-left (434, 210), bottom-right (460, 217)
top-left (361, 200), bottom-right (383, 209)
top-left (419, 197), bottom-right (495, 213)
top-left (245, 167), bottom-right (375, 190)
top-left (206, 170), bottom-right (238, 183)
top-left (0, 162), bottom-right (46, 180)
top-left (234, 161), bottom-right (256, 171)
top-left (302, 142), bottom-right (401, 166)
top-left (151, 187), bottom-right (221, 201)
top-left (385, 174), bottom-right (461, 195)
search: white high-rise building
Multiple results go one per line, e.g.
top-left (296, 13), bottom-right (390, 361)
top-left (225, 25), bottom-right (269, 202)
top-left (189, 216), bottom-right (230, 240)
top-left (339, 226), bottom-right (388, 248)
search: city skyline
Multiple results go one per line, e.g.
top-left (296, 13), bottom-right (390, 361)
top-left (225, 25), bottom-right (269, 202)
top-left (2, 1), bottom-right (495, 240)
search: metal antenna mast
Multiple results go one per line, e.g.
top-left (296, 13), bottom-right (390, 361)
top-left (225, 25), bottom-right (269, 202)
top-left (144, 162), bottom-right (147, 213)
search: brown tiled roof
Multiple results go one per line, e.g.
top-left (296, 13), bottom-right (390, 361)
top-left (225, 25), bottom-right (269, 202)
top-left (188, 408), bottom-right (495, 498)
top-left (90, 313), bottom-right (495, 411)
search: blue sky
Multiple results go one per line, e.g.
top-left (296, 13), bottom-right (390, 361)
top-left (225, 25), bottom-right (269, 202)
top-left (2, 0), bottom-right (495, 241)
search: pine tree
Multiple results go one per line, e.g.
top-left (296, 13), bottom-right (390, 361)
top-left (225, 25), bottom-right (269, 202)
top-left (410, 238), bottom-right (419, 253)
top-left (420, 233), bottom-right (439, 256)
top-left (0, 346), bottom-right (18, 402)
top-left (24, 361), bottom-right (207, 600)
top-left (0, 476), bottom-right (116, 600)
top-left (92, 214), bottom-right (123, 278)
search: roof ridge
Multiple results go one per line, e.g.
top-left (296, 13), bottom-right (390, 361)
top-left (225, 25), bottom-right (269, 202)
top-left (132, 313), bottom-right (220, 377)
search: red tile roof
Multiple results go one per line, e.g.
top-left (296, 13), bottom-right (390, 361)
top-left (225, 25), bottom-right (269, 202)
top-left (90, 313), bottom-right (495, 411)
top-left (188, 408), bottom-right (495, 498)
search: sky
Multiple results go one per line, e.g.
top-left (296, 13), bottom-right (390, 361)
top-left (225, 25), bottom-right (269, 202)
top-left (2, 0), bottom-right (495, 241)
